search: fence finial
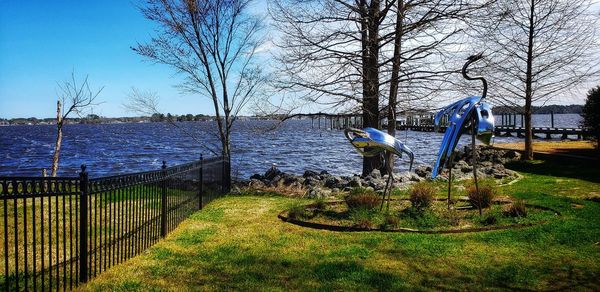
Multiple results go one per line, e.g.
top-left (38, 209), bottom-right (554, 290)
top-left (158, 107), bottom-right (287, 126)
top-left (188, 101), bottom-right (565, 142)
top-left (162, 161), bottom-right (167, 169)
top-left (80, 164), bottom-right (87, 173)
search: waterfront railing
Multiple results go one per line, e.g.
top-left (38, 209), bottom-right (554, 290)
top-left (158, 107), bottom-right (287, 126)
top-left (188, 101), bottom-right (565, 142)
top-left (0, 155), bottom-right (231, 291)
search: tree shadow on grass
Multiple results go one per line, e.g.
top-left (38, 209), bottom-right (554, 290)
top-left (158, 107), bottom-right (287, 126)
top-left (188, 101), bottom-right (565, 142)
top-left (505, 156), bottom-right (600, 184)
top-left (134, 247), bottom-right (410, 290)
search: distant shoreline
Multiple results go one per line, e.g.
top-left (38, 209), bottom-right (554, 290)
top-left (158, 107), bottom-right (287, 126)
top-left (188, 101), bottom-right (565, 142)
top-left (0, 111), bottom-right (583, 126)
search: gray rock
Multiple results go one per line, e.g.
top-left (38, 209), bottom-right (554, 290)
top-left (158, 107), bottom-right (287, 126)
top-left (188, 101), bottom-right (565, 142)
top-left (414, 165), bottom-right (431, 178)
top-left (305, 187), bottom-right (332, 199)
top-left (504, 150), bottom-right (521, 161)
top-left (480, 161), bottom-right (493, 168)
top-left (230, 185), bottom-right (241, 194)
top-left (394, 171), bottom-right (411, 183)
top-left (303, 170), bottom-right (319, 178)
top-left (494, 172), bottom-right (507, 179)
top-left (324, 176), bottom-right (341, 188)
top-left (303, 177), bottom-right (321, 187)
top-left (368, 178), bottom-right (386, 191)
top-left (249, 179), bottom-right (265, 188)
top-left (349, 176), bottom-right (362, 188)
top-left (283, 175), bottom-right (301, 185)
top-left (409, 173), bottom-right (423, 182)
top-left (370, 169), bottom-right (382, 179)
top-left (264, 165), bottom-right (282, 181)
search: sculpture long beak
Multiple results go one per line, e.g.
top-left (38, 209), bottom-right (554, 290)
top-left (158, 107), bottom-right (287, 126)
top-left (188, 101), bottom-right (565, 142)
top-left (394, 140), bottom-right (414, 171)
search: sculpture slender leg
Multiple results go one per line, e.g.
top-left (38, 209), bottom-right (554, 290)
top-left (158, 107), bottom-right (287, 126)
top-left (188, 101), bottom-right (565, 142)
top-left (380, 154), bottom-right (395, 211)
top-left (471, 115), bottom-right (481, 215)
top-left (387, 172), bottom-right (394, 211)
top-left (447, 160), bottom-right (452, 209)
top-left (386, 163), bottom-right (394, 211)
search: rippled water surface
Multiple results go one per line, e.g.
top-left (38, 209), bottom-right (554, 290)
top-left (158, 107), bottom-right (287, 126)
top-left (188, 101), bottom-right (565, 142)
top-left (0, 114), bottom-right (582, 178)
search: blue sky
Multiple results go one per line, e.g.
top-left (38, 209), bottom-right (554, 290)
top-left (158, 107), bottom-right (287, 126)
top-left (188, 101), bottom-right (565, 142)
top-left (0, 1), bottom-right (237, 119)
top-left (1, 1), bottom-right (598, 119)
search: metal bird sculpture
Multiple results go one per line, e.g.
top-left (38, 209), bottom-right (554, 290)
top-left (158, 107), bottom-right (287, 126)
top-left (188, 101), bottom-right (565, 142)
top-left (344, 127), bottom-right (414, 209)
top-left (432, 53), bottom-right (495, 203)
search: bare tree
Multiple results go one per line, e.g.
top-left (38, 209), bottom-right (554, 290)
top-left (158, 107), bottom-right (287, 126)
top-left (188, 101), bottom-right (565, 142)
top-left (270, 0), bottom-right (488, 175)
top-left (51, 72), bottom-right (103, 177)
top-left (472, 0), bottom-right (600, 160)
top-left (133, 0), bottom-right (267, 163)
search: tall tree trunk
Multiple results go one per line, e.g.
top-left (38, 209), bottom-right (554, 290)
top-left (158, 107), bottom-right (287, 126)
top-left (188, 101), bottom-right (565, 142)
top-left (361, 0), bottom-right (383, 176)
top-left (385, 0), bottom-right (404, 175)
top-left (523, 0), bottom-right (535, 160)
top-left (51, 100), bottom-right (63, 177)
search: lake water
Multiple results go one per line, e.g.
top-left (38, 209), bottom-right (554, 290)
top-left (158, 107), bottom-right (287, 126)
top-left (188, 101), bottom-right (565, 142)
top-left (0, 114), bottom-right (582, 178)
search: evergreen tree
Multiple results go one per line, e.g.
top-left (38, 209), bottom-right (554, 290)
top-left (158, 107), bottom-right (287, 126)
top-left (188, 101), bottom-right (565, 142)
top-left (581, 86), bottom-right (600, 151)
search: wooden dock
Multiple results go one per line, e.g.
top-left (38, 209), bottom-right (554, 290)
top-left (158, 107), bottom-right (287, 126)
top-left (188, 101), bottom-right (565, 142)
top-left (299, 112), bottom-right (590, 140)
top-left (494, 126), bottom-right (589, 139)
top-left (395, 124), bottom-right (591, 140)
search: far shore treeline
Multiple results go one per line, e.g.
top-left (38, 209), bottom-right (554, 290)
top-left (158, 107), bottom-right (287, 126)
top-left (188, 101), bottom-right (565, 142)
top-left (0, 113), bottom-right (217, 126)
top-left (0, 104), bottom-right (584, 126)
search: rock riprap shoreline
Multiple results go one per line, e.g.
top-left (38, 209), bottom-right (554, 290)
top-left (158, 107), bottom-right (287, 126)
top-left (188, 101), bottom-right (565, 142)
top-left (238, 146), bottom-right (521, 199)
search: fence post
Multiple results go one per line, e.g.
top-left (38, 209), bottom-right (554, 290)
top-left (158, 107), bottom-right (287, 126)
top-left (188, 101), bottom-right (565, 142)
top-left (160, 161), bottom-right (167, 238)
top-left (79, 165), bottom-right (89, 283)
top-left (199, 154), bottom-right (203, 210)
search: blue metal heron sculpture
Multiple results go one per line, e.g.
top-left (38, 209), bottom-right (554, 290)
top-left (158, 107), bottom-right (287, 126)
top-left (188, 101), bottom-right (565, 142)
top-left (344, 127), bottom-right (414, 209)
top-left (432, 53), bottom-right (495, 203)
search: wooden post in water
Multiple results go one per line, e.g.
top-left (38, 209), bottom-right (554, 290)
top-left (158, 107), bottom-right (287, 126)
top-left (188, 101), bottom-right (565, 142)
top-left (551, 111), bottom-right (554, 128)
top-left (521, 114), bottom-right (524, 127)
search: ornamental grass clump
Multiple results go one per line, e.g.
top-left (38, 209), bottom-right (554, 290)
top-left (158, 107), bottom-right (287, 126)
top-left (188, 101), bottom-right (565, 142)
top-left (345, 187), bottom-right (380, 210)
top-left (350, 209), bottom-right (374, 229)
top-left (381, 214), bottom-right (400, 230)
top-left (313, 198), bottom-right (327, 211)
top-left (288, 205), bottom-right (310, 220)
top-left (467, 179), bottom-right (497, 213)
top-left (409, 181), bottom-right (436, 211)
top-left (503, 200), bottom-right (528, 217)
top-left (482, 214), bottom-right (498, 226)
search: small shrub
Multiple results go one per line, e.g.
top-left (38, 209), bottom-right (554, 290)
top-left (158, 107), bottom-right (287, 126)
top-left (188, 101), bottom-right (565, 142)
top-left (350, 209), bottom-right (374, 229)
top-left (440, 208), bottom-right (460, 226)
top-left (345, 188), bottom-right (380, 210)
top-left (411, 209), bottom-right (439, 228)
top-left (381, 214), bottom-right (400, 229)
top-left (409, 181), bottom-right (436, 211)
top-left (503, 200), bottom-right (527, 217)
top-left (288, 205), bottom-right (310, 219)
top-left (482, 215), bottom-right (497, 225)
top-left (467, 179), bottom-right (497, 209)
top-left (313, 198), bottom-right (327, 211)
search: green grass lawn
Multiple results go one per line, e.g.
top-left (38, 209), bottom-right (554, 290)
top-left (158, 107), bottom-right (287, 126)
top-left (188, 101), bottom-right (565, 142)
top-left (83, 158), bottom-right (600, 291)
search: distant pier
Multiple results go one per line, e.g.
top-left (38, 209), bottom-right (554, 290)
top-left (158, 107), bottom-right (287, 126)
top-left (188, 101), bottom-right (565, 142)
top-left (303, 111), bottom-right (590, 140)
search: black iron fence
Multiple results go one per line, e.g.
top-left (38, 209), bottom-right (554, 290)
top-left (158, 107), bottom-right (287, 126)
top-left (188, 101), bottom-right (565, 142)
top-left (0, 156), bottom-right (230, 291)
